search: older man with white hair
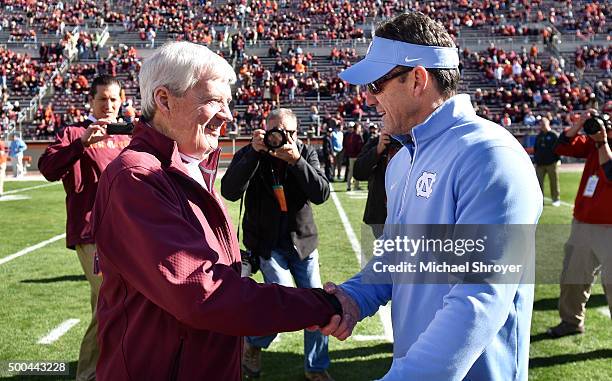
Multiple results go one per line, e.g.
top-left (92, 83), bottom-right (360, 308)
top-left (91, 41), bottom-right (343, 381)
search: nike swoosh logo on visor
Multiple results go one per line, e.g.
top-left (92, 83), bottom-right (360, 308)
top-left (404, 57), bottom-right (421, 63)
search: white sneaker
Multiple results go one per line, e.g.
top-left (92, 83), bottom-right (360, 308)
top-left (552, 200), bottom-right (561, 207)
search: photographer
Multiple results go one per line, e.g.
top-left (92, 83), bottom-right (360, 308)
top-left (548, 109), bottom-right (612, 338)
top-left (353, 127), bottom-right (403, 237)
top-left (38, 75), bottom-right (130, 381)
top-left (221, 108), bottom-right (333, 381)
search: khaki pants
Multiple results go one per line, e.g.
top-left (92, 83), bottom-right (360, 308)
top-left (558, 220), bottom-right (612, 326)
top-left (536, 162), bottom-right (560, 202)
top-left (75, 244), bottom-right (102, 381)
top-left (0, 161), bottom-right (6, 195)
top-left (346, 157), bottom-right (360, 190)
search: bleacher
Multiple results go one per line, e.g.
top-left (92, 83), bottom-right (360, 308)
top-left (1, 0), bottom-right (610, 141)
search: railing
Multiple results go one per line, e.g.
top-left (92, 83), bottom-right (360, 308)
top-left (8, 26), bottom-right (81, 133)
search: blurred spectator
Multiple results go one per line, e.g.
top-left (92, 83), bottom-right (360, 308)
top-left (8, 133), bottom-right (27, 178)
top-left (343, 122), bottom-right (364, 191)
top-left (534, 117), bottom-right (561, 206)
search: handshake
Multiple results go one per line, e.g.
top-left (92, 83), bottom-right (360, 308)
top-left (314, 282), bottom-right (362, 341)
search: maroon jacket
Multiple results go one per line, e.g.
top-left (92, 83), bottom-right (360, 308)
top-left (38, 121), bottom-right (130, 248)
top-left (91, 123), bottom-right (338, 381)
top-left (344, 132), bottom-right (364, 158)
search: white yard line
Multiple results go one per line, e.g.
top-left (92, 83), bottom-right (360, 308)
top-left (543, 197), bottom-right (574, 208)
top-left (596, 307), bottom-right (611, 319)
top-left (353, 335), bottom-right (390, 342)
top-left (0, 234), bottom-right (66, 266)
top-left (37, 319), bottom-right (80, 345)
top-left (4, 182), bottom-right (60, 195)
top-left (329, 184), bottom-right (394, 342)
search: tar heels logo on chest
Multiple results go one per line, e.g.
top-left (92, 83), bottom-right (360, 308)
top-left (415, 171), bottom-right (437, 199)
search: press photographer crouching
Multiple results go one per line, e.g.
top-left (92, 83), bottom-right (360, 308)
top-left (547, 109), bottom-right (612, 338)
top-left (221, 108), bottom-right (333, 381)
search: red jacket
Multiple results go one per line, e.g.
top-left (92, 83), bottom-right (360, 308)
top-left (344, 132), bottom-right (364, 158)
top-left (38, 121), bottom-right (130, 248)
top-left (92, 123), bottom-right (338, 381)
top-left (555, 131), bottom-right (612, 224)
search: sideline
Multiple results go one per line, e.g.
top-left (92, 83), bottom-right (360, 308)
top-left (329, 184), bottom-right (394, 342)
top-left (0, 234), bottom-right (66, 266)
top-left (3, 182), bottom-right (60, 195)
top-left (543, 197), bottom-right (574, 208)
top-left (37, 319), bottom-right (80, 345)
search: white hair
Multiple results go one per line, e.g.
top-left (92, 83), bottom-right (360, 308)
top-left (139, 41), bottom-right (236, 119)
top-left (268, 108), bottom-right (298, 128)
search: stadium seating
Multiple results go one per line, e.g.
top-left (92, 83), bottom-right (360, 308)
top-left (0, 0), bottom-right (610, 140)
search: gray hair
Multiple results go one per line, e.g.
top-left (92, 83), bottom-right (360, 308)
top-left (139, 41), bottom-right (236, 119)
top-left (268, 108), bottom-right (298, 128)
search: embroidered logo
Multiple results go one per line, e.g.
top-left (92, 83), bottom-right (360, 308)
top-left (404, 57), bottom-right (421, 64)
top-left (415, 171), bottom-right (436, 199)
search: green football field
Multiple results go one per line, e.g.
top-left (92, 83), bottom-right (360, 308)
top-left (0, 172), bottom-right (610, 380)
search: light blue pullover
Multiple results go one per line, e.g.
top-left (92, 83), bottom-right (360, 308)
top-left (341, 94), bottom-right (542, 381)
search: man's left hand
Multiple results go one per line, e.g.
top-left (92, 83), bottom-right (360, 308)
top-left (269, 132), bottom-right (300, 165)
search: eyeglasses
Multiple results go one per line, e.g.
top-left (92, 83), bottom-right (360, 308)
top-left (367, 67), bottom-right (414, 95)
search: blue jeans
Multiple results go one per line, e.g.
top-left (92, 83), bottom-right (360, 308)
top-left (247, 248), bottom-right (330, 372)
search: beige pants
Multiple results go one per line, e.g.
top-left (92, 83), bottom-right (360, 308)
top-left (559, 220), bottom-right (612, 326)
top-left (75, 243), bottom-right (102, 381)
top-left (346, 157), bottom-right (360, 190)
top-left (0, 161), bottom-right (6, 195)
top-left (536, 161), bottom-right (560, 202)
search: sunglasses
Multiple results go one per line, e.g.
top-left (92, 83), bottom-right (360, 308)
top-left (367, 67), bottom-right (414, 95)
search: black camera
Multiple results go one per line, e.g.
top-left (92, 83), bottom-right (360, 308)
top-left (583, 113), bottom-right (611, 135)
top-left (264, 127), bottom-right (287, 150)
top-left (240, 249), bottom-right (260, 277)
top-left (107, 122), bottom-right (135, 135)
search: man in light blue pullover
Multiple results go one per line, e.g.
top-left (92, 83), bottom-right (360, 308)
top-left (318, 13), bottom-right (543, 380)
top-left (8, 133), bottom-right (27, 178)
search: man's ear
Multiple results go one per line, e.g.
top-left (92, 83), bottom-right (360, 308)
top-left (153, 86), bottom-right (171, 116)
top-left (412, 66), bottom-right (429, 97)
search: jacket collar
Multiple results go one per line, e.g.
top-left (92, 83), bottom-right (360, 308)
top-left (130, 121), bottom-right (221, 187)
top-left (396, 94), bottom-right (475, 146)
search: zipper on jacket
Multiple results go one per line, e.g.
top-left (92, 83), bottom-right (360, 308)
top-left (169, 337), bottom-right (184, 381)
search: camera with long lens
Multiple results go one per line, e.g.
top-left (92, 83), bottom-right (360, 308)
top-left (264, 127), bottom-right (287, 150)
top-left (583, 113), bottom-right (611, 135)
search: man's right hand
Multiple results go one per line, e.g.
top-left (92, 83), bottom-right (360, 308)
top-left (251, 129), bottom-right (267, 152)
top-left (318, 282), bottom-right (360, 340)
top-left (81, 122), bottom-right (111, 147)
top-left (376, 132), bottom-right (392, 155)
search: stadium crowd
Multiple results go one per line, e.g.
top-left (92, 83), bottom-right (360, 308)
top-left (1, 0), bottom-right (610, 140)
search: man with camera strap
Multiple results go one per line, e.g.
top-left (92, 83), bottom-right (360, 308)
top-left (547, 109), bottom-right (612, 337)
top-left (38, 75), bottom-right (130, 381)
top-left (221, 108), bottom-right (334, 381)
